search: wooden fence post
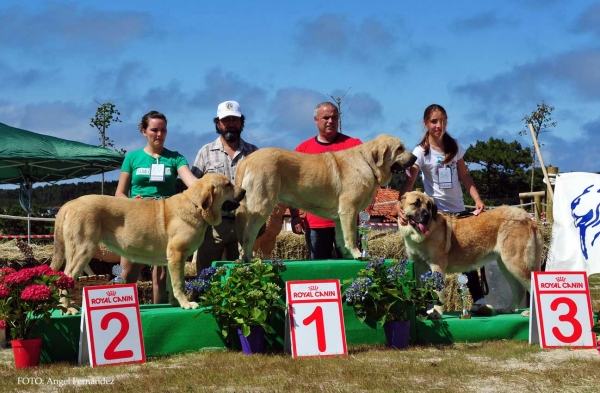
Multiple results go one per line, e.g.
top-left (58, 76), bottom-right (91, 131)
top-left (534, 194), bottom-right (541, 222)
top-left (546, 166), bottom-right (558, 223)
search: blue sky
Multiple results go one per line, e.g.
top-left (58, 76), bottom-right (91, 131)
top-left (1, 0), bottom-right (599, 188)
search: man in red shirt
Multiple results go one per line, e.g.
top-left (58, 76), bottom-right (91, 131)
top-left (289, 102), bottom-right (362, 259)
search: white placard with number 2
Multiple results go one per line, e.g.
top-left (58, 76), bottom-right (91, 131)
top-left (79, 284), bottom-right (146, 367)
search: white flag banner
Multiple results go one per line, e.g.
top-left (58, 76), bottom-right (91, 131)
top-left (546, 172), bottom-right (600, 274)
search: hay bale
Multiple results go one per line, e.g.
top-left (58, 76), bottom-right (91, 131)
top-left (136, 281), bottom-right (154, 304)
top-left (365, 230), bottom-right (407, 260)
top-left (269, 231), bottom-right (309, 260)
top-left (0, 240), bottom-right (54, 267)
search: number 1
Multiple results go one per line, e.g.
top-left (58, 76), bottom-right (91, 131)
top-left (303, 306), bottom-right (327, 352)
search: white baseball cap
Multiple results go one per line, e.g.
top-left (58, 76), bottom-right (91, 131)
top-left (217, 101), bottom-right (242, 119)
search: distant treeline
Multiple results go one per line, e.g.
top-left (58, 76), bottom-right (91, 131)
top-left (0, 181), bottom-right (120, 210)
top-left (0, 179), bottom-right (188, 235)
top-left (0, 179), bottom-right (189, 211)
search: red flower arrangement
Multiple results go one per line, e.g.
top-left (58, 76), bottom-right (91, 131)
top-left (0, 265), bottom-right (75, 340)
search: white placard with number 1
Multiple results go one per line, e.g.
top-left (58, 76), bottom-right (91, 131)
top-left (79, 284), bottom-right (145, 367)
top-left (529, 271), bottom-right (596, 348)
top-left (286, 279), bottom-right (347, 358)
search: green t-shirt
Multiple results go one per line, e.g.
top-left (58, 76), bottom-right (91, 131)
top-left (121, 148), bottom-right (189, 198)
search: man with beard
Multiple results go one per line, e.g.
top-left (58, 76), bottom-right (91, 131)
top-left (191, 100), bottom-right (258, 272)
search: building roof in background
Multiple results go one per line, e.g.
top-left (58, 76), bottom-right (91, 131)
top-left (367, 188), bottom-right (399, 223)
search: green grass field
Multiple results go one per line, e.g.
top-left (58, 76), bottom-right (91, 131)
top-left (1, 340), bottom-right (598, 393)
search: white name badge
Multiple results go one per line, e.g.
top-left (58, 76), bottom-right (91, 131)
top-left (438, 167), bottom-right (452, 189)
top-left (150, 163), bottom-right (165, 182)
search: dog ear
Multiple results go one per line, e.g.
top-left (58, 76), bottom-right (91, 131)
top-left (200, 184), bottom-right (214, 211)
top-left (431, 200), bottom-right (437, 217)
top-left (371, 145), bottom-right (390, 167)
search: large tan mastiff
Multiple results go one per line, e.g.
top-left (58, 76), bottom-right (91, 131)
top-left (235, 134), bottom-right (417, 261)
top-left (398, 191), bottom-right (543, 318)
top-left (51, 173), bottom-right (245, 314)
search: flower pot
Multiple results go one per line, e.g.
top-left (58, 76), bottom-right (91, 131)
top-left (12, 338), bottom-right (42, 368)
top-left (383, 320), bottom-right (410, 350)
top-left (237, 326), bottom-right (265, 355)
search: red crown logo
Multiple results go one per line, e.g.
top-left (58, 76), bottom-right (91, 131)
top-left (555, 277), bottom-right (566, 282)
top-left (308, 285), bottom-right (318, 291)
top-left (106, 290), bottom-right (117, 296)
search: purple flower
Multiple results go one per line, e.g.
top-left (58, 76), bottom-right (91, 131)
top-left (420, 271), bottom-right (445, 292)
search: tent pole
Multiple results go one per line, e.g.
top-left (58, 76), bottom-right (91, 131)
top-left (27, 213), bottom-right (31, 245)
top-left (19, 177), bottom-right (33, 244)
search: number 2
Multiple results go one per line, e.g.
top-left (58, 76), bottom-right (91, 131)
top-left (101, 312), bottom-right (134, 360)
top-left (303, 306), bottom-right (326, 352)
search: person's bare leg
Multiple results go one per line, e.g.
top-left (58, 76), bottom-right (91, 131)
top-left (120, 257), bottom-right (143, 283)
top-left (153, 266), bottom-right (168, 304)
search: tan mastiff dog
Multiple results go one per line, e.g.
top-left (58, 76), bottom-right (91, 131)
top-left (51, 173), bottom-right (245, 314)
top-left (235, 134), bottom-right (417, 261)
top-left (398, 191), bottom-right (543, 318)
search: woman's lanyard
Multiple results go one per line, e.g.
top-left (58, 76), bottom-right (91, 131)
top-left (437, 156), bottom-right (452, 189)
top-left (150, 156), bottom-right (165, 182)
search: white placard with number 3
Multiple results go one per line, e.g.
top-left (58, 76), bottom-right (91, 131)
top-left (529, 271), bottom-right (596, 348)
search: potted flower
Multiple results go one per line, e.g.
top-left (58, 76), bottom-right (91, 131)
top-left (191, 258), bottom-right (287, 354)
top-left (343, 257), bottom-right (444, 349)
top-left (0, 264), bottom-right (75, 368)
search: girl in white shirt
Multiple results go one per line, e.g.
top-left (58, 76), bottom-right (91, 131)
top-left (396, 104), bottom-right (492, 316)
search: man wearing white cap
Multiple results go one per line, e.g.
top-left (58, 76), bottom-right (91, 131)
top-left (191, 101), bottom-right (258, 272)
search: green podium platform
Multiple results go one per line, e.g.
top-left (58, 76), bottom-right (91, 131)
top-left (31, 260), bottom-right (530, 363)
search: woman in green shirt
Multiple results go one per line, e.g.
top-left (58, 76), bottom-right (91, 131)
top-left (115, 110), bottom-right (197, 304)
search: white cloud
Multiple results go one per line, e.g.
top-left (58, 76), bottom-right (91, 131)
top-left (0, 3), bottom-right (155, 52)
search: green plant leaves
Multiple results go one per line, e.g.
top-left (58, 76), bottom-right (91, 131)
top-left (198, 258), bottom-right (287, 342)
top-left (342, 258), bottom-right (443, 325)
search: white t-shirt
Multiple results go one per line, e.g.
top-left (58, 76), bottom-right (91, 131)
top-left (413, 141), bottom-right (465, 213)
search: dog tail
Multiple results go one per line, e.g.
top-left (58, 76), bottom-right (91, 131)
top-left (527, 223), bottom-right (544, 273)
top-left (51, 206), bottom-right (67, 271)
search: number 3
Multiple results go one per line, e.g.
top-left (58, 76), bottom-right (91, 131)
top-left (550, 297), bottom-right (582, 344)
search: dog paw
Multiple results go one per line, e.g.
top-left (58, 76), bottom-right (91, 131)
top-left (427, 308), bottom-right (443, 320)
top-left (63, 306), bottom-right (80, 315)
top-left (520, 310), bottom-right (531, 317)
top-left (180, 301), bottom-right (200, 310)
top-left (348, 249), bottom-right (362, 260)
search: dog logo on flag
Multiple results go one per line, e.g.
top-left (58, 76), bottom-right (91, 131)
top-left (570, 184), bottom-right (600, 259)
